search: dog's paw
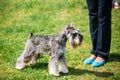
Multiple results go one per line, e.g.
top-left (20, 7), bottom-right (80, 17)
top-left (49, 73), bottom-right (60, 76)
top-left (49, 70), bottom-right (60, 76)
top-left (63, 70), bottom-right (69, 74)
top-left (59, 69), bottom-right (69, 74)
top-left (15, 64), bottom-right (25, 70)
top-left (58, 65), bottom-right (69, 74)
top-left (16, 66), bottom-right (24, 70)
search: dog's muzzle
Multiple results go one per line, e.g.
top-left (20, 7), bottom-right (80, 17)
top-left (71, 33), bottom-right (83, 48)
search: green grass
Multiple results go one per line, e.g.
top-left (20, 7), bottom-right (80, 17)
top-left (0, 0), bottom-right (120, 80)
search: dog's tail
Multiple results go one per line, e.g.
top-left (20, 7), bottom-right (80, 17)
top-left (29, 33), bottom-right (33, 38)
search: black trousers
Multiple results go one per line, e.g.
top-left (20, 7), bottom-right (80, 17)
top-left (86, 0), bottom-right (112, 59)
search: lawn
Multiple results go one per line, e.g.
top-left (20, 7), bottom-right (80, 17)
top-left (0, 0), bottom-right (120, 80)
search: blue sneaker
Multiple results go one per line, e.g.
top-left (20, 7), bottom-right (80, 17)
top-left (84, 58), bottom-right (95, 64)
top-left (92, 59), bottom-right (105, 67)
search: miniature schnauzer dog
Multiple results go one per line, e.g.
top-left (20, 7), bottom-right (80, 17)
top-left (16, 23), bottom-right (83, 76)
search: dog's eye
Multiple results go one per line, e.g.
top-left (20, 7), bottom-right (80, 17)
top-left (72, 33), bottom-right (78, 39)
top-left (72, 33), bottom-right (77, 36)
top-left (67, 31), bottom-right (71, 34)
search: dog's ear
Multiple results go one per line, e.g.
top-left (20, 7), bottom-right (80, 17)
top-left (66, 22), bottom-right (75, 30)
top-left (77, 28), bottom-right (80, 33)
top-left (69, 22), bottom-right (74, 27)
top-left (29, 33), bottom-right (33, 38)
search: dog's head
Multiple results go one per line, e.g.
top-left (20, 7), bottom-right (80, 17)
top-left (65, 23), bottom-right (83, 48)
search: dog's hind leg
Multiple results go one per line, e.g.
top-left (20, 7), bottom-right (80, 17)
top-left (58, 54), bottom-right (69, 74)
top-left (16, 50), bottom-right (27, 70)
top-left (28, 54), bottom-right (40, 65)
top-left (16, 47), bottom-right (35, 69)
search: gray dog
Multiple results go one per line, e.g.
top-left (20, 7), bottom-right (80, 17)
top-left (16, 23), bottom-right (83, 76)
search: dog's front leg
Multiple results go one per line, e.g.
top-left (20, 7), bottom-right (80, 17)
top-left (58, 54), bottom-right (69, 74)
top-left (48, 55), bottom-right (59, 76)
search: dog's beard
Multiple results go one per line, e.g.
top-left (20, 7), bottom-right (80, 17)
top-left (69, 37), bottom-right (81, 48)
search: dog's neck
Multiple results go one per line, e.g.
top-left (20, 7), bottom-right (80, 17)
top-left (57, 30), bottom-right (67, 44)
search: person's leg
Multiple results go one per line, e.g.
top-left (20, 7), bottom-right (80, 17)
top-left (84, 0), bottom-right (98, 64)
top-left (113, 0), bottom-right (116, 3)
top-left (86, 0), bottom-right (98, 57)
top-left (93, 0), bottom-right (112, 66)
